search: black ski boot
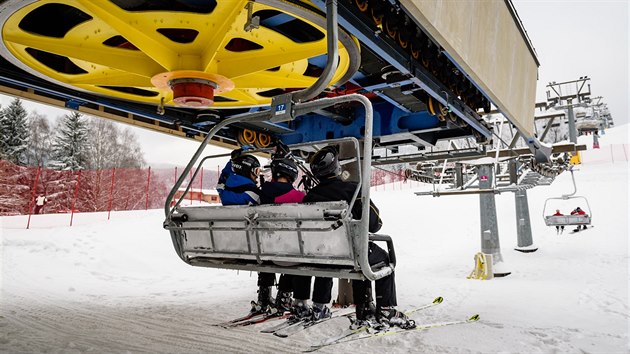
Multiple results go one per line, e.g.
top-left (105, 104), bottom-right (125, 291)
top-left (350, 301), bottom-right (377, 329)
top-left (290, 300), bottom-right (312, 320)
top-left (356, 301), bottom-right (376, 321)
top-left (275, 291), bottom-right (293, 313)
top-left (251, 286), bottom-right (274, 314)
top-left (376, 307), bottom-right (416, 329)
top-left (311, 302), bottom-right (331, 321)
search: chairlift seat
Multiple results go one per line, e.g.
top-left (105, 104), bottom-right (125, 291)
top-left (544, 214), bottom-right (591, 226)
top-left (164, 201), bottom-right (393, 280)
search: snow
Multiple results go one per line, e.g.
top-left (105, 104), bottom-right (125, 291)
top-left (1, 126), bottom-right (628, 353)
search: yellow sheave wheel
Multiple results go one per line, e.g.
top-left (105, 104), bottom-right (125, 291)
top-left (355, 0), bottom-right (369, 12)
top-left (237, 129), bottom-right (257, 146)
top-left (427, 97), bottom-right (436, 116)
top-left (255, 132), bottom-right (272, 148)
top-left (0, 0), bottom-right (360, 109)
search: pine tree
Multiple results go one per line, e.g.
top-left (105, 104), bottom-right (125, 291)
top-left (49, 111), bottom-right (90, 170)
top-left (0, 103), bottom-right (3, 157)
top-left (0, 98), bottom-right (30, 165)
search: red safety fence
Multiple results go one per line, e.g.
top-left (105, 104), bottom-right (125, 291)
top-left (370, 167), bottom-right (406, 186)
top-left (0, 160), bottom-right (434, 218)
top-left (580, 144), bottom-right (628, 165)
top-left (0, 160), bottom-right (223, 217)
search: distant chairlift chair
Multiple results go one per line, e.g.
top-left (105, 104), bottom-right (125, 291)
top-left (543, 167), bottom-right (592, 228)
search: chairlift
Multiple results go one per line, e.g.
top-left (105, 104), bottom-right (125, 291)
top-left (542, 167), bottom-right (592, 227)
top-left (163, 94), bottom-right (396, 282)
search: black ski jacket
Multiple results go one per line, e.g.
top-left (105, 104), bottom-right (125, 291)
top-left (303, 177), bottom-right (382, 233)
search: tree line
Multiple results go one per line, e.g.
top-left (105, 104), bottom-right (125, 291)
top-left (0, 97), bottom-right (145, 169)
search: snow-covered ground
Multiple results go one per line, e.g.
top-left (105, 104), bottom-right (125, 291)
top-left (1, 126), bottom-right (628, 353)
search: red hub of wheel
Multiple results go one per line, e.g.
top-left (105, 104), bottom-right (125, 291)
top-left (170, 78), bottom-right (216, 107)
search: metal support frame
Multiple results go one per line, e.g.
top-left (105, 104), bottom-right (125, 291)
top-left (292, 0), bottom-right (339, 103)
top-left (477, 164), bottom-right (509, 276)
top-left (514, 188), bottom-right (536, 252)
top-left (546, 77), bottom-right (592, 145)
top-left (567, 99), bottom-right (577, 144)
top-left (510, 160), bottom-right (537, 253)
top-left (539, 116), bottom-right (556, 142)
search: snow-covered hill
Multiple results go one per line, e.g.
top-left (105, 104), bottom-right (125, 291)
top-left (1, 126), bottom-right (628, 353)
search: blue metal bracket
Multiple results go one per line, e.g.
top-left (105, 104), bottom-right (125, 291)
top-left (64, 99), bottom-right (85, 110)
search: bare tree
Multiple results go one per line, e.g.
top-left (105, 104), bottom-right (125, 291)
top-left (86, 117), bottom-right (145, 169)
top-left (115, 128), bottom-right (146, 169)
top-left (26, 111), bottom-right (52, 166)
top-left (86, 118), bottom-right (119, 170)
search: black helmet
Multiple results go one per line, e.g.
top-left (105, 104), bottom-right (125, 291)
top-left (270, 158), bottom-right (298, 182)
top-left (231, 154), bottom-right (260, 178)
top-left (309, 146), bottom-right (341, 179)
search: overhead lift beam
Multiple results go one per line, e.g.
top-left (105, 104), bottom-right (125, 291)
top-left (399, 0), bottom-right (540, 139)
top-left (324, 0), bottom-right (493, 139)
top-left (373, 143), bottom-right (586, 166)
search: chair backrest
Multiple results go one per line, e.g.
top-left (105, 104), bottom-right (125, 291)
top-left (170, 201), bottom-right (358, 268)
top-left (544, 214), bottom-right (591, 226)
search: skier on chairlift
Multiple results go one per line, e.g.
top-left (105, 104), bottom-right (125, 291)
top-left (217, 149), bottom-right (261, 206)
top-left (553, 209), bottom-right (565, 234)
top-left (570, 206), bottom-right (588, 232)
top-left (258, 153), bottom-right (306, 314)
top-left (291, 146), bottom-right (416, 329)
top-left (217, 150), bottom-right (270, 315)
top-left (218, 147), bottom-right (305, 316)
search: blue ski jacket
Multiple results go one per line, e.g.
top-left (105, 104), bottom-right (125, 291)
top-left (217, 163), bottom-right (261, 206)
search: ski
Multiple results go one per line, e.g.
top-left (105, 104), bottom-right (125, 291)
top-left (305, 296), bottom-right (444, 350)
top-left (307, 314), bottom-right (480, 351)
top-left (214, 300), bottom-right (284, 328)
top-left (304, 323), bottom-right (371, 351)
top-left (403, 296), bottom-right (444, 316)
top-left (271, 317), bottom-right (311, 337)
top-left (215, 308), bottom-right (266, 327)
top-left (261, 315), bottom-right (304, 333)
top-left (273, 307), bottom-right (355, 338)
top-left (263, 307), bottom-right (352, 335)
top-left (224, 311), bottom-right (290, 328)
top-left (279, 296), bottom-right (443, 339)
top-left (569, 225), bottom-right (594, 234)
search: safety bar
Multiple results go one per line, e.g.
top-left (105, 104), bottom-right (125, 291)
top-left (368, 234), bottom-right (396, 271)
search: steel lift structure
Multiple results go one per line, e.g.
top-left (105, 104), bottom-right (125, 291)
top-left (0, 0), bottom-right (574, 280)
top-left (0, 0), bottom-right (543, 154)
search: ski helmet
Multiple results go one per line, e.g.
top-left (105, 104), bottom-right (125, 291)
top-left (270, 158), bottom-right (299, 182)
top-left (309, 146), bottom-right (341, 179)
top-left (231, 154), bottom-right (260, 178)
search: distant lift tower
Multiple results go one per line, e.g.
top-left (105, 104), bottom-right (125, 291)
top-left (509, 160), bottom-right (537, 253)
top-left (546, 77), bottom-right (592, 144)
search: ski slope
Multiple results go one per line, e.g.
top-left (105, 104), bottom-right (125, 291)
top-left (1, 126), bottom-right (628, 353)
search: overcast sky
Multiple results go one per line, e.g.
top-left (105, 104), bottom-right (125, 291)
top-left (512, 0), bottom-right (628, 126)
top-left (0, 0), bottom-right (627, 167)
